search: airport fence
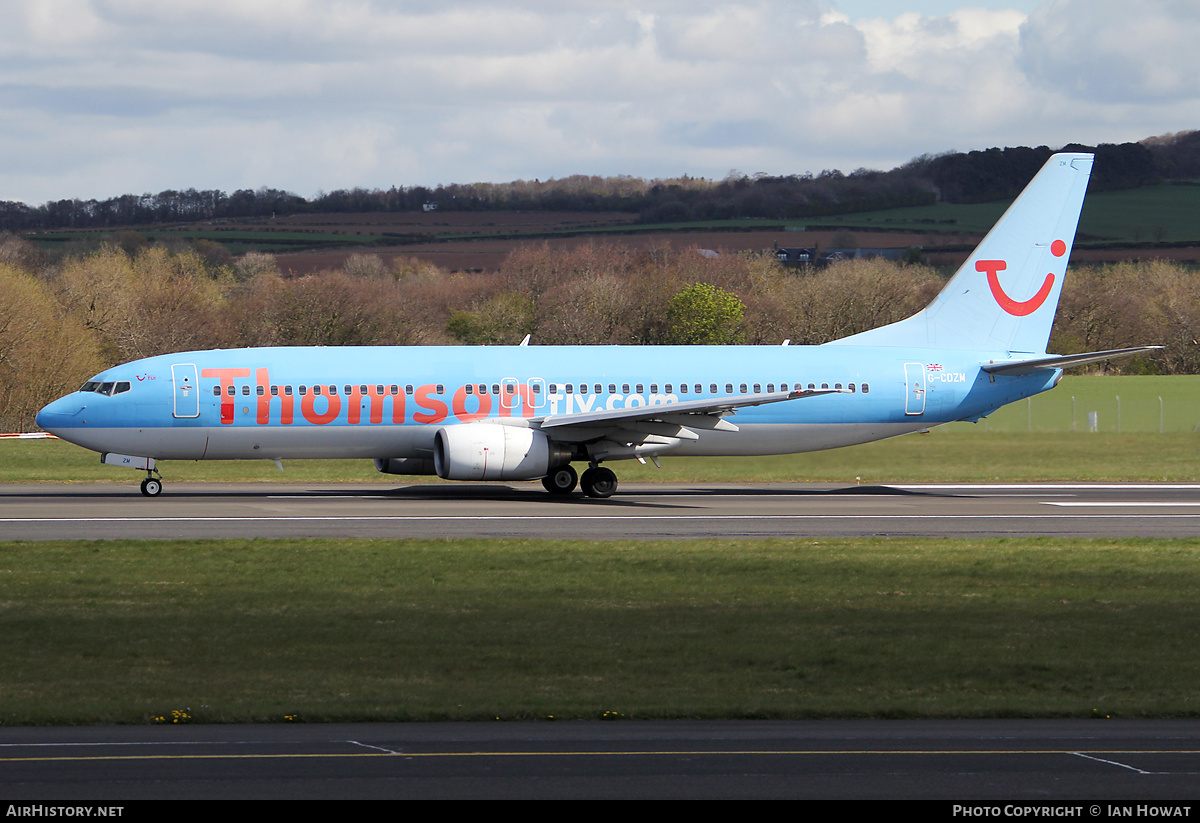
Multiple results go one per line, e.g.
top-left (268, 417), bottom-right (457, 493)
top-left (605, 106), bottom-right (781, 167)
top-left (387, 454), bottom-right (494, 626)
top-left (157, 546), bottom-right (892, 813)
top-left (940, 375), bottom-right (1200, 434)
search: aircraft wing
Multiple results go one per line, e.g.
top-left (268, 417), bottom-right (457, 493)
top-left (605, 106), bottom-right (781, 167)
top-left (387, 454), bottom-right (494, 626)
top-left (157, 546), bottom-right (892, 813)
top-left (982, 346), bottom-right (1162, 376)
top-left (532, 387), bottom-right (841, 439)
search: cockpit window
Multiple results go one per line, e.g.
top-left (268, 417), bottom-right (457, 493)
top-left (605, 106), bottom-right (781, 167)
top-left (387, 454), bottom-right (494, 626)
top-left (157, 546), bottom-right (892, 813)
top-left (77, 381), bottom-right (130, 398)
top-left (79, 381), bottom-right (131, 396)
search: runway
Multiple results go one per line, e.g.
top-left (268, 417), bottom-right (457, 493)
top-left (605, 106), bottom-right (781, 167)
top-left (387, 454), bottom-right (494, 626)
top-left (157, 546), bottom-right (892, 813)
top-left (4, 481), bottom-right (1200, 540)
top-left (4, 719), bottom-right (1200, 800)
top-left (6, 481), bottom-right (1200, 800)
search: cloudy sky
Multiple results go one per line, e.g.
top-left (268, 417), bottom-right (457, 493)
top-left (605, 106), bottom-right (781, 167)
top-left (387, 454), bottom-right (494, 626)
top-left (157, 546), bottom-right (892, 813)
top-left (2, 0), bottom-right (1196, 205)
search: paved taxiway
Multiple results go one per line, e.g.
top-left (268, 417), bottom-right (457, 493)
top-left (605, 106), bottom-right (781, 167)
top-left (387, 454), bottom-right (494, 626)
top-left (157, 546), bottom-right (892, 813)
top-left (4, 719), bottom-right (1200, 800)
top-left (4, 481), bottom-right (1200, 540)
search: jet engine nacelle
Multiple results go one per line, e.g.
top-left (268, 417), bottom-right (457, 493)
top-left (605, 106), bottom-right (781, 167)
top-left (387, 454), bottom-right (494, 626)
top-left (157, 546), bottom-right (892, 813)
top-left (434, 424), bottom-right (570, 481)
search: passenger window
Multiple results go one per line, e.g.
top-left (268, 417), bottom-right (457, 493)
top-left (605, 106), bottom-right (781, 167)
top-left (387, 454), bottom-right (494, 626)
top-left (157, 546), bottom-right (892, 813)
top-left (506, 384), bottom-right (515, 395)
top-left (636, 383), bottom-right (644, 394)
top-left (594, 383), bottom-right (601, 394)
top-left (739, 383), bottom-right (747, 393)
top-left (465, 385), bottom-right (474, 395)
top-left (726, 383), bottom-right (734, 394)
top-left (680, 384), bottom-right (688, 394)
top-left (821, 383), bottom-right (829, 389)
top-left (566, 384), bottom-right (574, 394)
top-left (212, 386), bottom-right (220, 397)
top-left (622, 384), bottom-right (630, 394)
top-left (849, 383), bottom-right (856, 393)
top-left (390, 385), bottom-right (398, 395)
top-left (767, 383), bottom-right (775, 393)
top-left (271, 386), bottom-right (279, 396)
top-left (256, 386), bottom-right (264, 396)
top-left (650, 384), bottom-right (659, 394)
top-left (314, 385), bottom-right (322, 395)
top-left (665, 384), bottom-right (673, 394)
top-left (835, 383), bottom-right (842, 390)
top-left (695, 384), bottom-right (703, 394)
top-left (862, 383), bottom-right (870, 393)
top-left (579, 384), bottom-right (587, 394)
top-left (405, 385), bottom-right (414, 395)
top-left (227, 385), bottom-right (236, 396)
top-left (492, 384), bottom-right (500, 395)
top-left (284, 386), bottom-right (293, 396)
top-left (436, 385), bottom-right (444, 394)
top-left (608, 384), bottom-right (617, 394)
top-left (753, 383), bottom-right (761, 393)
top-left (549, 384), bottom-right (558, 395)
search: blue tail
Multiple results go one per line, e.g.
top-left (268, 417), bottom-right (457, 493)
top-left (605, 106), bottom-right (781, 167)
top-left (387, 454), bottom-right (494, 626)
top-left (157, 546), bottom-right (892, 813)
top-left (835, 152), bottom-right (1094, 355)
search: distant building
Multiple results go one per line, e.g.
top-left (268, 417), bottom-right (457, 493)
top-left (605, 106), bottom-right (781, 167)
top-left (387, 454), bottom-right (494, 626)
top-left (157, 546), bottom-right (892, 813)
top-left (773, 246), bottom-right (920, 268)
top-left (422, 202), bottom-right (438, 212)
top-left (774, 247), bottom-right (816, 267)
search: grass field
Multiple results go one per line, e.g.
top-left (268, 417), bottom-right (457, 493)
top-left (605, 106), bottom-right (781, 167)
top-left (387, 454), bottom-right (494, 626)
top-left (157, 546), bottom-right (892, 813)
top-left (3, 537), bottom-right (1199, 724)
top-left (5, 375), bottom-right (1199, 725)
top-left (5, 377), bottom-right (1198, 484)
top-left (811, 184), bottom-right (1200, 245)
top-left (25, 183), bottom-right (1200, 259)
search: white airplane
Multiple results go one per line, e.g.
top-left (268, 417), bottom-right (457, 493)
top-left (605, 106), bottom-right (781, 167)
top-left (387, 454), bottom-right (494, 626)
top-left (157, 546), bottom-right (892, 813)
top-left (36, 153), bottom-right (1155, 497)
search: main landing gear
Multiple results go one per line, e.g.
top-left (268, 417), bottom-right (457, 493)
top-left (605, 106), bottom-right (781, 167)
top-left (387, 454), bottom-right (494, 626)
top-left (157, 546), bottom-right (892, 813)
top-left (541, 464), bottom-right (617, 499)
top-left (580, 466), bottom-right (618, 499)
top-left (541, 465), bottom-right (578, 495)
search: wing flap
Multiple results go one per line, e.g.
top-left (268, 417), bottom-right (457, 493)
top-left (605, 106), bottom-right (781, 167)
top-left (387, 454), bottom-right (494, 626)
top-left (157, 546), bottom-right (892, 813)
top-left (534, 388), bottom-right (841, 431)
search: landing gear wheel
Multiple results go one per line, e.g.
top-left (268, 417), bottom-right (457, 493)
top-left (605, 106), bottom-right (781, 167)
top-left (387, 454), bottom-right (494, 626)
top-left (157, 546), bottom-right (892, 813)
top-left (140, 477), bottom-right (162, 497)
top-left (580, 466), bottom-right (618, 499)
top-left (541, 465), bottom-right (578, 495)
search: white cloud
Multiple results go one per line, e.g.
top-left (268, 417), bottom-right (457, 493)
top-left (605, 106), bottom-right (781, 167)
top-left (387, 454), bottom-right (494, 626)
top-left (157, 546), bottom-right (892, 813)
top-left (0, 1), bottom-right (1194, 204)
top-left (1019, 0), bottom-right (1200, 103)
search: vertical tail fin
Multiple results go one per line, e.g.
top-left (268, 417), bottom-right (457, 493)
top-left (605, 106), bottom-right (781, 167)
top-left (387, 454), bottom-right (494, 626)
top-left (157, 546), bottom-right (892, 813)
top-left (836, 152), bottom-right (1094, 354)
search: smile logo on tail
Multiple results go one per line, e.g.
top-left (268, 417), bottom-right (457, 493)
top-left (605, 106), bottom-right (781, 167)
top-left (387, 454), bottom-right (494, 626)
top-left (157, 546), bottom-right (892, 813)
top-left (978, 241), bottom-right (1066, 317)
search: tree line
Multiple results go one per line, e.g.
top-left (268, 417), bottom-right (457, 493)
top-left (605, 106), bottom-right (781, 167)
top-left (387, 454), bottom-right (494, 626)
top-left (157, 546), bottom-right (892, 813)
top-left (5, 133), bottom-right (1199, 233)
top-left (1, 234), bottom-right (1196, 431)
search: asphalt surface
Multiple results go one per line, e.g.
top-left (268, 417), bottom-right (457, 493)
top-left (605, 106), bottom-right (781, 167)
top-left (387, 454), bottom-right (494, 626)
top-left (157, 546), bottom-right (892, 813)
top-left (4, 719), bottom-right (1200, 800)
top-left (6, 481), bottom-right (1200, 801)
top-left (5, 481), bottom-right (1200, 540)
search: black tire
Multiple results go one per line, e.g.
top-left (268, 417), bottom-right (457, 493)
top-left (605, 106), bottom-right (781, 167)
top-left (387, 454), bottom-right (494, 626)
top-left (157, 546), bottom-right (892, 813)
top-left (581, 466), bottom-right (617, 499)
top-left (140, 478), bottom-right (162, 497)
top-left (541, 465), bottom-right (578, 495)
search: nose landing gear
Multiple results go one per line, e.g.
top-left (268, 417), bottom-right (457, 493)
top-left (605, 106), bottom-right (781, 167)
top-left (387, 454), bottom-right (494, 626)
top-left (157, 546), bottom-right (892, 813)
top-left (139, 470), bottom-right (163, 497)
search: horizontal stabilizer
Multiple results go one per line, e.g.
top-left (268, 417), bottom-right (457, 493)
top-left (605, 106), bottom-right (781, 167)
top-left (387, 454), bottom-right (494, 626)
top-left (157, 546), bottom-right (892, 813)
top-left (982, 346), bottom-right (1162, 376)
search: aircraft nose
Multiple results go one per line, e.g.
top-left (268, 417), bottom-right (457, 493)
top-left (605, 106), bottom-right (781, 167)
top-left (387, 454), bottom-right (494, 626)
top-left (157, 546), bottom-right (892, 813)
top-left (35, 395), bottom-right (83, 434)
